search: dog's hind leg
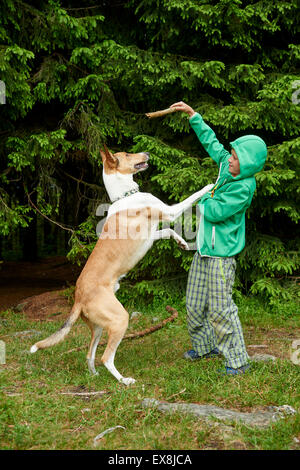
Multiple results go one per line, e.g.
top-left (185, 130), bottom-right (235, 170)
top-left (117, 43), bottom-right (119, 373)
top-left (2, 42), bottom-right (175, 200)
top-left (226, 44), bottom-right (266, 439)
top-left (101, 305), bottom-right (135, 386)
top-left (85, 292), bottom-right (135, 385)
top-left (81, 314), bottom-right (103, 375)
top-left (102, 322), bottom-right (136, 386)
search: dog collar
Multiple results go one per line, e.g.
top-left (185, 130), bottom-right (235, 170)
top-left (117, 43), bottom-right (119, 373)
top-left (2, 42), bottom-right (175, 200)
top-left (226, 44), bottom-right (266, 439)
top-left (114, 188), bottom-right (139, 202)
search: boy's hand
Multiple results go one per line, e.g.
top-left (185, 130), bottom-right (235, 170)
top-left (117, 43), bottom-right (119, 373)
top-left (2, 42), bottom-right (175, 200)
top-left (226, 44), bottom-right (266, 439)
top-left (170, 102), bottom-right (196, 118)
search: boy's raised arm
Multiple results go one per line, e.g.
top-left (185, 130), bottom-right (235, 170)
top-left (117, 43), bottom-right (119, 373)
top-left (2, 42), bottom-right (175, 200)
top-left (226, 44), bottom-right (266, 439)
top-left (170, 102), bottom-right (230, 167)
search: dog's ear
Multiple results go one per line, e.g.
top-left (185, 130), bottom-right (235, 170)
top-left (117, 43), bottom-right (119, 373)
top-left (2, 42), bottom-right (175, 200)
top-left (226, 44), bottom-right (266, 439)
top-left (100, 144), bottom-right (117, 168)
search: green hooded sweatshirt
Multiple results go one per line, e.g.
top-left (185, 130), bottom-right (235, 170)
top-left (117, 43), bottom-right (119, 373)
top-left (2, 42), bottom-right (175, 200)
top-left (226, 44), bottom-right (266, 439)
top-left (189, 112), bottom-right (267, 257)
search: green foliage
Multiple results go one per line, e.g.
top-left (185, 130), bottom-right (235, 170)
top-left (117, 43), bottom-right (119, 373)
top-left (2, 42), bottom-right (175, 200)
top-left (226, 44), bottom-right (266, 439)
top-left (0, 187), bottom-right (32, 235)
top-left (67, 215), bottom-right (99, 265)
top-left (0, 295), bottom-right (299, 450)
top-left (0, 0), bottom-right (299, 304)
top-left (239, 233), bottom-right (300, 304)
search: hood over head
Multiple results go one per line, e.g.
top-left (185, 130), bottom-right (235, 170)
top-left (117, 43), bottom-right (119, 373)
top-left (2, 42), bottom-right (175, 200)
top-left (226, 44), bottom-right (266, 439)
top-left (230, 135), bottom-right (267, 180)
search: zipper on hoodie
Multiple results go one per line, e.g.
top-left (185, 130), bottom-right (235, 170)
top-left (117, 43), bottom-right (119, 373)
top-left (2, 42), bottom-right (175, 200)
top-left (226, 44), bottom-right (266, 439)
top-left (210, 164), bottom-right (221, 248)
top-left (211, 226), bottom-right (215, 250)
top-left (198, 163), bottom-right (222, 256)
top-left (211, 163), bottom-right (222, 198)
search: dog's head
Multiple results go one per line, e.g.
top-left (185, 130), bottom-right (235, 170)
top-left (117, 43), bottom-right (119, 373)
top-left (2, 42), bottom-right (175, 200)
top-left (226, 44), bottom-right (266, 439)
top-left (100, 144), bottom-right (149, 175)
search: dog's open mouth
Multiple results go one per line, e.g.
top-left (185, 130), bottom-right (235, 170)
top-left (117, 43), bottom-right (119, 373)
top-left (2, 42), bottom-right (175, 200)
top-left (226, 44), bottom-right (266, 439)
top-left (134, 162), bottom-right (148, 171)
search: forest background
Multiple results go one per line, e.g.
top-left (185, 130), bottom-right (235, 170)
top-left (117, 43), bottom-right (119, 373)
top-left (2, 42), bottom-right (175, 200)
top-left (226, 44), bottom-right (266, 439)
top-left (0, 0), bottom-right (299, 308)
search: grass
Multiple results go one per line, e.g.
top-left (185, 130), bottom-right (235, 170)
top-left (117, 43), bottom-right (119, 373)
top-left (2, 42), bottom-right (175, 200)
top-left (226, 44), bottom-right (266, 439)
top-left (0, 293), bottom-right (299, 451)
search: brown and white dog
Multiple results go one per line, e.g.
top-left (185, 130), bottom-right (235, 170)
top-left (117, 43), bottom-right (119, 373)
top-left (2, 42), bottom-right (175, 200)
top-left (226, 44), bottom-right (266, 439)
top-left (30, 146), bottom-right (213, 385)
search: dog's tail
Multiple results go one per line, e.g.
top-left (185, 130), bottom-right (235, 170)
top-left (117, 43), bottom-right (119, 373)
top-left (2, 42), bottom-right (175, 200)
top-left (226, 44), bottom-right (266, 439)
top-left (30, 303), bottom-right (82, 353)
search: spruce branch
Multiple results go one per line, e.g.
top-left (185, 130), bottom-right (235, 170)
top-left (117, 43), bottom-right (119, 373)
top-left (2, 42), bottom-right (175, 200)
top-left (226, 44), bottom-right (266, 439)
top-left (26, 190), bottom-right (75, 234)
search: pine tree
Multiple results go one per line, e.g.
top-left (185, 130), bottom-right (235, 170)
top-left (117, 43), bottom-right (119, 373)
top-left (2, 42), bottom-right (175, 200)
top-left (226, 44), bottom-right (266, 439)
top-left (0, 0), bottom-right (299, 304)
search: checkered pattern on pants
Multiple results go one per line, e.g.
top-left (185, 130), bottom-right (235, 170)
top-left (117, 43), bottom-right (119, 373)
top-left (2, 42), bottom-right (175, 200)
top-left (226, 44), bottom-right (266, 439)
top-left (186, 252), bottom-right (249, 369)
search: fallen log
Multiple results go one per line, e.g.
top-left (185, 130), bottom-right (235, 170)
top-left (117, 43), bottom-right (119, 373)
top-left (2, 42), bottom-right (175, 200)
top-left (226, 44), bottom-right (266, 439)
top-left (141, 399), bottom-right (297, 428)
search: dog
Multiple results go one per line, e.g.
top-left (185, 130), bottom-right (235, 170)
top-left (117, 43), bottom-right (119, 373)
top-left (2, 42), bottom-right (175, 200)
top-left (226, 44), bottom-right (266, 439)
top-left (30, 145), bottom-right (213, 385)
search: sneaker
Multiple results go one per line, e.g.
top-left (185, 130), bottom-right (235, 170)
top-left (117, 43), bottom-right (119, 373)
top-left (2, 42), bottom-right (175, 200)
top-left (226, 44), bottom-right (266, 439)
top-left (183, 348), bottom-right (220, 361)
top-left (218, 364), bottom-right (250, 375)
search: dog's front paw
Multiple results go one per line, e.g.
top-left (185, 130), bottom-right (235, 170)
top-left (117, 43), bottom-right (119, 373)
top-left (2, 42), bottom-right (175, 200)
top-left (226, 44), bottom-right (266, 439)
top-left (177, 240), bottom-right (189, 250)
top-left (203, 183), bottom-right (214, 194)
top-left (175, 236), bottom-right (189, 250)
top-left (120, 377), bottom-right (136, 386)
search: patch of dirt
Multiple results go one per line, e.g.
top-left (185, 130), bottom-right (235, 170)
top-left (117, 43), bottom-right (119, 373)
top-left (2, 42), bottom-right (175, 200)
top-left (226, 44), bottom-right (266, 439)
top-left (226, 440), bottom-right (247, 450)
top-left (246, 326), bottom-right (300, 360)
top-left (14, 289), bottom-right (73, 322)
top-left (0, 256), bottom-right (81, 313)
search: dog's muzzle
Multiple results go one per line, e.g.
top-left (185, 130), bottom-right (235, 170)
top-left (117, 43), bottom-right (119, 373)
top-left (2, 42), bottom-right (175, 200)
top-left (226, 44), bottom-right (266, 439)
top-left (134, 152), bottom-right (149, 171)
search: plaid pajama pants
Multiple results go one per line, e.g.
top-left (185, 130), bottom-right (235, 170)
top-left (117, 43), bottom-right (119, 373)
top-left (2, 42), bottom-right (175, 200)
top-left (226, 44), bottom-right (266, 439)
top-left (186, 252), bottom-right (249, 369)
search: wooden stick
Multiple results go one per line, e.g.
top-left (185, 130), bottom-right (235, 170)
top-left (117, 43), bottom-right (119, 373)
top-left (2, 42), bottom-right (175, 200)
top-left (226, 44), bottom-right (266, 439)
top-left (145, 108), bottom-right (177, 118)
top-left (94, 426), bottom-right (125, 445)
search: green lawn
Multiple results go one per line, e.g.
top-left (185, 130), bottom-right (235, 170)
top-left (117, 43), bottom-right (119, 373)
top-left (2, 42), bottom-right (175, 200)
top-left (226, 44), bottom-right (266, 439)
top-left (0, 295), bottom-right (299, 450)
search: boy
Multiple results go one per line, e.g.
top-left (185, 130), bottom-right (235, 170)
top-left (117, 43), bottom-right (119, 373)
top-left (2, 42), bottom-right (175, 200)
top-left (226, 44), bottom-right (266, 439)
top-left (170, 101), bottom-right (267, 375)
